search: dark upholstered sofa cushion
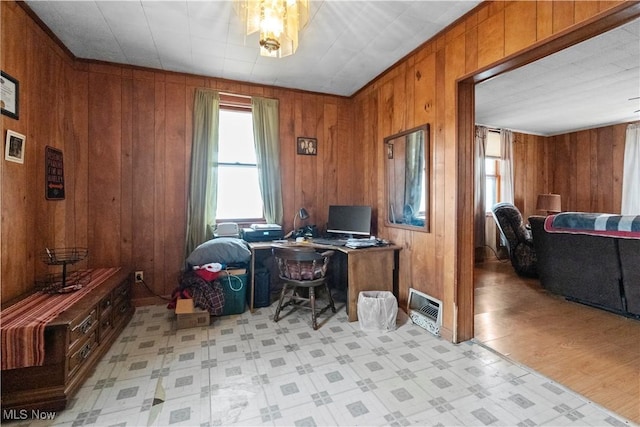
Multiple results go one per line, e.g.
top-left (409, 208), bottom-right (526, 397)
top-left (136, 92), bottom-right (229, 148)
top-left (619, 239), bottom-right (640, 316)
top-left (529, 216), bottom-right (624, 313)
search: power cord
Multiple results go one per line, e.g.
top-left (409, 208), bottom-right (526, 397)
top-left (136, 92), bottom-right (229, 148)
top-left (483, 244), bottom-right (510, 263)
top-left (138, 278), bottom-right (171, 301)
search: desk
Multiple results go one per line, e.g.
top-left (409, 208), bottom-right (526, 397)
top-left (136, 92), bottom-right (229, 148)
top-left (247, 241), bottom-right (401, 322)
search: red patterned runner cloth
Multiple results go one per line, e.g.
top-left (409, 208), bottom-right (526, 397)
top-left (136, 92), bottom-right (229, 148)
top-left (1, 267), bottom-right (120, 370)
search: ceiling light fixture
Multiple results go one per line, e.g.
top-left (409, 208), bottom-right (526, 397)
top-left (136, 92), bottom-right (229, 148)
top-left (235, 0), bottom-right (309, 58)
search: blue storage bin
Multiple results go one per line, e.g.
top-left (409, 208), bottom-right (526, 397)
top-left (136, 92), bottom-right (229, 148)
top-left (220, 272), bottom-right (247, 315)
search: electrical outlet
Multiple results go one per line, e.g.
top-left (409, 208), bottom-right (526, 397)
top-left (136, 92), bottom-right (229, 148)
top-left (135, 271), bottom-right (144, 283)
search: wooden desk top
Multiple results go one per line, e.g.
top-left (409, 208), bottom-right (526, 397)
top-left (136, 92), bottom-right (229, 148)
top-left (247, 240), bottom-right (401, 253)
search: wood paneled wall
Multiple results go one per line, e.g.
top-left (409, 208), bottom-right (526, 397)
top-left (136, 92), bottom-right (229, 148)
top-left (548, 123), bottom-right (629, 214)
top-left (351, 0), bottom-right (637, 340)
top-left (513, 123), bottom-right (631, 222)
top-left (1, 1), bottom-right (354, 304)
top-left (1, 1), bottom-right (83, 301)
top-left (2, 0), bottom-right (637, 341)
top-left (82, 66), bottom-right (354, 302)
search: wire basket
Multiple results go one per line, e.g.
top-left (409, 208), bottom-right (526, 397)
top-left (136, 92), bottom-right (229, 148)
top-left (37, 247), bottom-right (89, 293)
top-left (36, 269), bottom-right (92, 294)
top-left (40, 247), bottom-right (88, 265)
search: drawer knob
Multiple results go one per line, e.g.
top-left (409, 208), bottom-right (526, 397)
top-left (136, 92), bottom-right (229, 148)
top-left (73, 314), bottom-right (94, 335)
top-left (80, 319), bottom-right (93, 334)
top-left (80, 342), bottom-right (92, 360)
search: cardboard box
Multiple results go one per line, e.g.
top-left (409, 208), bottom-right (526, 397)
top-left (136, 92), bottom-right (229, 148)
top-left (175, 298), bottom-right (210, 329)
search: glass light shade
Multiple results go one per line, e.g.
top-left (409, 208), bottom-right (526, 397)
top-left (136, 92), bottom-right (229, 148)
top-left (235, 0), bottom-right (309, 58)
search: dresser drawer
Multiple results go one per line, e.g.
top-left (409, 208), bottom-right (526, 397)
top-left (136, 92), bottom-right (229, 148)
top-left (113, 280), bottom-right (130, 304)
top-left (113, 297), bottom-right (132, 329)
top-left (67, 332), bottom-right (97, 380)
top-left (99, 298), bottom-right (114, 341)
top-left (99, 293), bottom-right (113, 314)
top-left (68, 309), bottom-right (98, 351)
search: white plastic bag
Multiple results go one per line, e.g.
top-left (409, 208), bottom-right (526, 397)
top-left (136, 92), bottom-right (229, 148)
top-left (357, 291), bottom-right (398, 332)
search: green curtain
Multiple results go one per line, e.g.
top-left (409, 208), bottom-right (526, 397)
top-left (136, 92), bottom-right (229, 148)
top-left (404, 130), bottom-right (425, 219)
top-left (474, 126), bottom-right (487, 253)
top-left (251, 97), bottom-right (284, 224)
top-left (185, 89), bottom-right (220, 257)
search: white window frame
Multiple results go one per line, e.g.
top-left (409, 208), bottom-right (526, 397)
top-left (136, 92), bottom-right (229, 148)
top-left (215, 99), bottom-right (264, 223)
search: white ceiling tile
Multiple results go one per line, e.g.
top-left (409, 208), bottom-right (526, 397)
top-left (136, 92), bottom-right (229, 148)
top-left (97, 1), bottom-right (148, 31)
top-left (142, 1), bottom-right (190, 32)
top-left (21, 0), bottom-right (637, 134)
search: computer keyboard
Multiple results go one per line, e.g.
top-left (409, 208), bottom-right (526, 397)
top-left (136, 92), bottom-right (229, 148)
top-left (311, 238), bottom-right (349, 246)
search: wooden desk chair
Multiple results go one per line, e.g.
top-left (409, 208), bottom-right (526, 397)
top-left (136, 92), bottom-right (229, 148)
top-left (272, 246), bottom-right (336, 330)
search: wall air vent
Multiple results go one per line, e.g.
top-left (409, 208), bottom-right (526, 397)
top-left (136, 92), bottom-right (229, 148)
top-left (407, 288), bottom-right (442, 336)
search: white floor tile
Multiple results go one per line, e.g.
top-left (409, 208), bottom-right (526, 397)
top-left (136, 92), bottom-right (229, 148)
top-left (10, 304), bottom-right (632, 427)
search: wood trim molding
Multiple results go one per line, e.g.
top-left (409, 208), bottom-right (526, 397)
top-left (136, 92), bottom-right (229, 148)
top-left (16, 0), bottom-right (76, 61)
top-left (455, 81), bottom-right (476, 343)
top-left (469, 1), bottom-right (640, 84)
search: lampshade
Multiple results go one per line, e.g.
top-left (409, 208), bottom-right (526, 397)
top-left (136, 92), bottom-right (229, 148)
top-left (536, 193), bottom-right (562, 214)
top-left (235, 0), bottom-right (309, 58)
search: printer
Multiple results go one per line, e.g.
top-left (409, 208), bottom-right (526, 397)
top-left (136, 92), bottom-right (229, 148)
top-left (213, 222), bottom-right (240, 238)
top-left (242, 223), bottom-right (284, 242)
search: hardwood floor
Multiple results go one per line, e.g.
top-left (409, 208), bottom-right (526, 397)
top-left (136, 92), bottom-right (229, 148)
top-left (474, 259), bottom-right (640, 424)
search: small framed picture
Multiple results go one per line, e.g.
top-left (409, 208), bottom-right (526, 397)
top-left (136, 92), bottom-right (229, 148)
top-left (5, 130), bottom-right (25, 164)
top-left (45, 146), bottom-right (65, 200)
top-left (297, 137), bottom-right (317, 155)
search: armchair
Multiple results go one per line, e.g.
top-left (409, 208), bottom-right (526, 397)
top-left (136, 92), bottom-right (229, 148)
top-left (491, 202), bottom-right (538, 277)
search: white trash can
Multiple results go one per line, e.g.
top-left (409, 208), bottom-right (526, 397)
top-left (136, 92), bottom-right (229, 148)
top-left (357, 291), bottom-right (398, 332)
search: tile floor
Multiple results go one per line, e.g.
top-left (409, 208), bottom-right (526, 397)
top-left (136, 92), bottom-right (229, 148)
top-left (6, 302), bottom-right (637, 427)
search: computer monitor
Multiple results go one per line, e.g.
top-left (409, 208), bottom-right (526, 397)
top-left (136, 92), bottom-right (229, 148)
top-left (326, 205), bottom-right (372, 237)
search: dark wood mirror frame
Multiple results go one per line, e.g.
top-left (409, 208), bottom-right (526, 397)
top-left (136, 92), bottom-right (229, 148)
top-left (384, 124), bottom-right (430, 232)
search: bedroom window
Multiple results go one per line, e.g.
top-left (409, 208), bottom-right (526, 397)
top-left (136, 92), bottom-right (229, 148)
top-left (485, 130), bottom-right (501, 212)
top-left (215, 108), bottom-right (263, 221)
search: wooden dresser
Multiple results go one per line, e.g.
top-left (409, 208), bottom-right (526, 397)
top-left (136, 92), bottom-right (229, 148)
top-left (1, 268), bottom-right (134, 416)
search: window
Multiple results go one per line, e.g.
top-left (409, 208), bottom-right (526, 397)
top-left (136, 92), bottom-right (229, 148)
top-left (215, 108), bottom-right (263, 220)
top-left (485, 130), bottom-right (501, 211)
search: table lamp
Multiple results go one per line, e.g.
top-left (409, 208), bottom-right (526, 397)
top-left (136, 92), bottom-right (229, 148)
top-left (536, 193), bottom-right (561, 215)
top-left (284, 207), bottom-right (309, 239)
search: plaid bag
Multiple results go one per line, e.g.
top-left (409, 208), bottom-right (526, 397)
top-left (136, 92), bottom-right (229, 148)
top-left (179, 271), bottom-right (225, 316)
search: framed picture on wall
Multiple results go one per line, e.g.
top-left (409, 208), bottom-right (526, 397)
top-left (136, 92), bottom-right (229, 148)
top-left (45, 146), bottom-right (65, 200)
top-left (297, 137), bottom-right (317, 155)
top-left (1, 71), bottom-right (19, 120)
top-left (5, 130), bottom-right (25, 164)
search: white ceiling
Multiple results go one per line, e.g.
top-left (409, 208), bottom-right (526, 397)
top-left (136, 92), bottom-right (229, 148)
top-left (24, 0), bottom-right (481, 96)
top-left (476, 17), bottom-right (640, 136)
top-left (24, 1), bottom-right (640, 136)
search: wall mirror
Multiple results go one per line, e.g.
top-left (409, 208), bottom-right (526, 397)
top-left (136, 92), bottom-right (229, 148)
top-left (384, 124), bottom-right (430, 232)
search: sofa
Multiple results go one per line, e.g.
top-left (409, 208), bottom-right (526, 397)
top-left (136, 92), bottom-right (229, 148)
top-left (529, 214), bottom-right (640, 318)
